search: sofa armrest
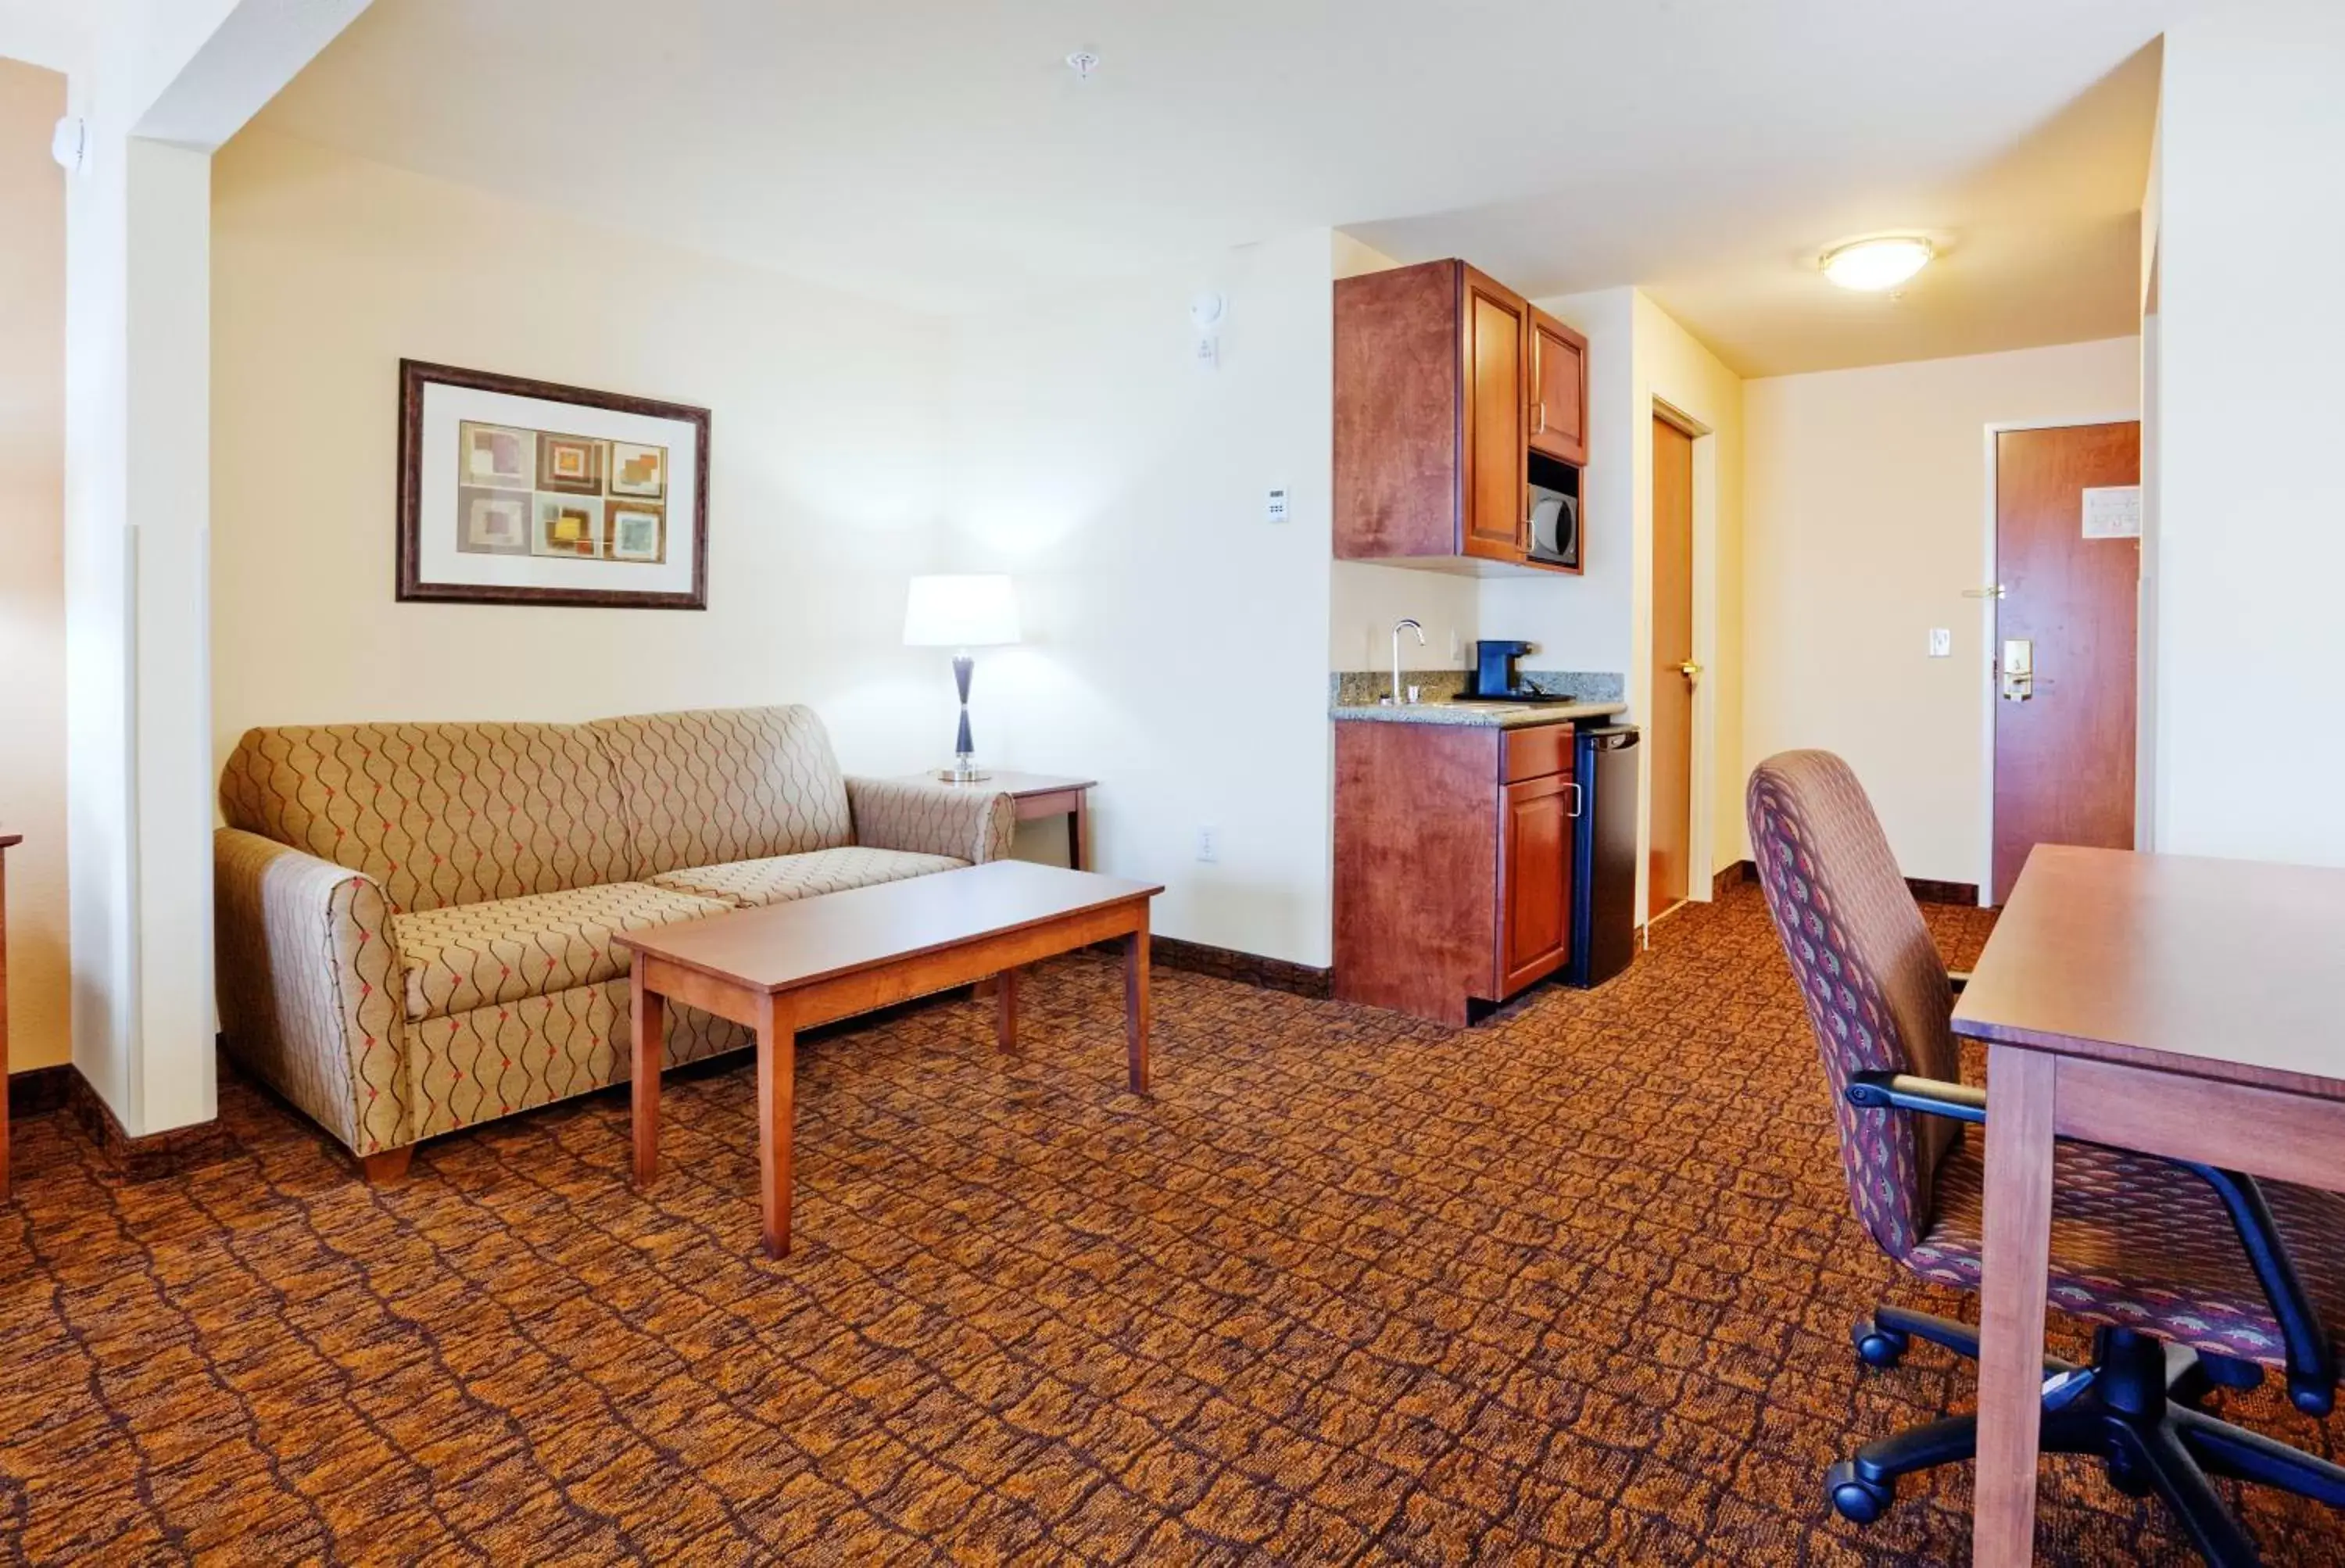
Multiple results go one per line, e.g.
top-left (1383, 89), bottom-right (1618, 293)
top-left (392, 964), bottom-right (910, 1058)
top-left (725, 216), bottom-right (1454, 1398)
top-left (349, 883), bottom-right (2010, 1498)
top-left (844, 777), bottom-right (1018, 864)
top-left (214, 828), bottom-right (413, 1158)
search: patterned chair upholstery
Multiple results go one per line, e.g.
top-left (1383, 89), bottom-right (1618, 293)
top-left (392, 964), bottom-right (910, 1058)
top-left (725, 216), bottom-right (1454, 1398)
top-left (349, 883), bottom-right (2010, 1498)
top-left (1746, 748), bottom-right (2345, 1372)
top-left (217, 706), bottom-right (1018, 1162)
top-left (1749, 750), bottom-right (2345, 1550)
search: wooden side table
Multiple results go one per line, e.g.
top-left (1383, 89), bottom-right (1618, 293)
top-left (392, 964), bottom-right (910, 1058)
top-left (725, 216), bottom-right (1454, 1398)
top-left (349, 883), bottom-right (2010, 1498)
top-left (0, 833), bottom-right (17, 1201)
top-left (908, 771), bottom-right (1097, 871)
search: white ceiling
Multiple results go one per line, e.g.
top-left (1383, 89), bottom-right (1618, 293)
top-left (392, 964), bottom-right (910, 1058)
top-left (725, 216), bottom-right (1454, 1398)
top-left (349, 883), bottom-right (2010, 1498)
top-left (250, 0), bottom-right (2175, 376)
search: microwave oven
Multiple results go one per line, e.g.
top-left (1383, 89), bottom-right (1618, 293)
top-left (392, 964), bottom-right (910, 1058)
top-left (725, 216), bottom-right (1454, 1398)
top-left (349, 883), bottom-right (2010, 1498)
top-left (1528, 485), bottom-right (1579, 569)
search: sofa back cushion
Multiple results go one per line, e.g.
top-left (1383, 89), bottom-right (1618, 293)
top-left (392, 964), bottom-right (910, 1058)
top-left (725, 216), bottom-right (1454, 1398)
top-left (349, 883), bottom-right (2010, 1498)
top-left (589, 706), bottom-right (853, 878)
top-left (219, 722), bottom-right (635, 914)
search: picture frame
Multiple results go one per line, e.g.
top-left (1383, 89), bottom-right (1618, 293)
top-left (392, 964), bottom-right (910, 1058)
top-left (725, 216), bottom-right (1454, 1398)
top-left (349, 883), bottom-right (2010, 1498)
top-left (398, 360), bottom-right (711, 609)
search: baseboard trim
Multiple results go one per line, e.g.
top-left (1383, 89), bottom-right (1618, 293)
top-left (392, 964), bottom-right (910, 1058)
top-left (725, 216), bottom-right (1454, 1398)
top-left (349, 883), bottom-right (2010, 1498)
top-left (8, 1063), bottom-right (75, 1119)
top-left (1716, 859), bottom-right (1978, 908)
top-left (64, 1065), bottom-right (237, 1184)
top-left (1147, 936), bottom-right (1333, 1000)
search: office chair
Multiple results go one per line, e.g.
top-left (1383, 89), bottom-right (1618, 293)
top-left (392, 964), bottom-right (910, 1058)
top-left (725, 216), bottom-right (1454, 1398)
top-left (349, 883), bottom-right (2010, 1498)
top-left (1747, 750), bottom-right (2345, 1566)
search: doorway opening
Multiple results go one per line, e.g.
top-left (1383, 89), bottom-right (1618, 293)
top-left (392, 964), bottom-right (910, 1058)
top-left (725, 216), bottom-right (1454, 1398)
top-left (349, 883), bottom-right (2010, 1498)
top-left (1981, 420), bottom-right (2143, 904)
top-left (1648, 402), bottom-right (1706, 929)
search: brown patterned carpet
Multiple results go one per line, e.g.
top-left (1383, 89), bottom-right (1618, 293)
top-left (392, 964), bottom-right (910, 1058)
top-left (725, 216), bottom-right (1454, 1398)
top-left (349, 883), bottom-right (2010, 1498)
top-left (2, 884), bottom-right (2340, 1564)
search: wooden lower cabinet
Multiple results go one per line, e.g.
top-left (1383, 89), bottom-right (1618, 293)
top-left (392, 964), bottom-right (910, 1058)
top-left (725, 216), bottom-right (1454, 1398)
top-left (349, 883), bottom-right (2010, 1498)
top-left (1334, 719), bottom-right (1575, 1026)
top-left (1499, 775), bottom-right (1573, 994)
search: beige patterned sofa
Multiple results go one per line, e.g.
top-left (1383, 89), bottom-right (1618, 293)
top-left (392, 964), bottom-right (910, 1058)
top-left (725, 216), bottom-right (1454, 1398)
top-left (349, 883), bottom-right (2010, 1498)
top-left (214, 705), bottom-right (1015, 1172)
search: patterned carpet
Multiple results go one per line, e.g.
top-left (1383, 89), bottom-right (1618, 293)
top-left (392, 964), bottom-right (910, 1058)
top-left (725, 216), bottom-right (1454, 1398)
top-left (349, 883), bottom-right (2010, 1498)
top-left (2, 884), bottom-right (2340, 1564)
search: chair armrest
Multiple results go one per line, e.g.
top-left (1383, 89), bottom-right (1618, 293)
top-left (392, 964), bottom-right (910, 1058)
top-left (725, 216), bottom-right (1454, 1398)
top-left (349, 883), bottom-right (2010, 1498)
top-left (1844, 1071), bottom-right (1986, 1124)
top-left (844, 777), bottom-right (1017, 864)
top-left (2179, 1163), bottom-right (2337, 1415)
top-left (1846, 1067), bottom-right (2336, 1412)
top-left (1947, 970), bottom-right (1971, 995)
top-left (214, 829), bottom-right (412, 1158)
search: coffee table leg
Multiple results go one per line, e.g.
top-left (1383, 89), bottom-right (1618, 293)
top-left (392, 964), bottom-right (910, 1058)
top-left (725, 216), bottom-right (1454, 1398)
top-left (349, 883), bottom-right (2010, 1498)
top-left (996, 965), bottom-right (1020, 1052)
top-left (1123, 917), bottom-right (1151, 1095)
top-left (631, 955), bottom-right (663, 1189)
top-left (757, 993), bottom-right (797, 1258)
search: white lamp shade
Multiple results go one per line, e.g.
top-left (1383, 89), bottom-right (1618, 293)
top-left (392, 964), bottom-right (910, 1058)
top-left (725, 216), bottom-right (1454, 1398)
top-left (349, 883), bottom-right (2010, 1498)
top-left (904, 574), bottom-right (1021, 647)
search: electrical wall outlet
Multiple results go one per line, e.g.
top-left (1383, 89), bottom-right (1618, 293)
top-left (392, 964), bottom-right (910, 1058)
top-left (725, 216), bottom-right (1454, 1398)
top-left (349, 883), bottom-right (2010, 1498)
top-left (1928, 628), bottom-right (1953, 658)
top-left (1194, 825), bottom-right (1219, 863)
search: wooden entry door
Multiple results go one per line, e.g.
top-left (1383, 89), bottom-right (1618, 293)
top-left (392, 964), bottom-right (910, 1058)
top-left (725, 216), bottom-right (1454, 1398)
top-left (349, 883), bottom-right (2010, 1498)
top-left (1992, 422), bottom-right (2141, 904)
top-left (1649, 414), bottom-right (1695, 915)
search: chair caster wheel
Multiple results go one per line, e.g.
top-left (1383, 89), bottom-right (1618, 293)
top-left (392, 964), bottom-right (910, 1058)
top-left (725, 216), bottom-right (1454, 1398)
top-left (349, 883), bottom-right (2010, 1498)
top-left (1827, 1461), bottom-right (1893, 1524)
top-left (1853, 1319), bottom-right (1910, 1369)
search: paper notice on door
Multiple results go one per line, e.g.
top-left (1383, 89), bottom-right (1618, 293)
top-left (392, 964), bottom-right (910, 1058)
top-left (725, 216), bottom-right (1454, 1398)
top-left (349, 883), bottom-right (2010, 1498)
top-left (2082, 485), bottom-right (2142, 539)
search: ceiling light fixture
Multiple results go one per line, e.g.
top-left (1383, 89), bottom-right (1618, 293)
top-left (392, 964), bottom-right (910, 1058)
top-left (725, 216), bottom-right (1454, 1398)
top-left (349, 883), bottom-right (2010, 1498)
top-left (1819, 236), bottom-right (1935, 292)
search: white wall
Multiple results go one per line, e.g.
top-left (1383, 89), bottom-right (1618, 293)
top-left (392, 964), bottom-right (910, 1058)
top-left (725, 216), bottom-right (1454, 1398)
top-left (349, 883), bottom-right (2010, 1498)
top-left (946, 231), bottom-right (1337, 965)
top-left (1743, 337), bottom-right (2139, 886)
top-left (59, 0), bottom-right (367, 1135)
top-left (211, 128), bottom-right (949, 779)
top-left (2150, 0), bottom-right (2345, 865)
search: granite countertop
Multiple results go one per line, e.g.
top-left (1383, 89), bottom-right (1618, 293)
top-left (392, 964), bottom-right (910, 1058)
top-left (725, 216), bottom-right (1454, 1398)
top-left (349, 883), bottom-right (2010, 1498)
top-left (1326, 668), bottom-right (1630, 729)
top-left (1330, 697), bottom-right (1629, 729)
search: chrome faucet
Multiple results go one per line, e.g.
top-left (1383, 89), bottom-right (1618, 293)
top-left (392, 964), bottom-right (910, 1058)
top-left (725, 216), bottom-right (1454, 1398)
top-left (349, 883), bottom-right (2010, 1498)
top-left (1389, 618), bottom-right (1426, 704)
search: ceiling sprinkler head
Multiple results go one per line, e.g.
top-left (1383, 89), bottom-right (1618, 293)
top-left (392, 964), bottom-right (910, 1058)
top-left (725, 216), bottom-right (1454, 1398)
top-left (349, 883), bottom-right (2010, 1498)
top-left (1065, 50), bottom-right (1101, 81)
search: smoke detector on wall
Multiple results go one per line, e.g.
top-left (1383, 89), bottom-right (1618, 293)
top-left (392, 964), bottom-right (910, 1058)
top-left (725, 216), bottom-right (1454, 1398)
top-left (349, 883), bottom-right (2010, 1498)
top-left (51, 116), bottom-right (85, 174)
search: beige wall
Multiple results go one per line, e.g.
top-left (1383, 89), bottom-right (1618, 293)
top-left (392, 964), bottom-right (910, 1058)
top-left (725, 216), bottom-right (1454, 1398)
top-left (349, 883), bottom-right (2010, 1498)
top-left (1744, 337), bottom-right (2139, 887)
top-left (210, 127), bottom-right (954, 786)
top-left (0, 59), bottom-right (71, 1070)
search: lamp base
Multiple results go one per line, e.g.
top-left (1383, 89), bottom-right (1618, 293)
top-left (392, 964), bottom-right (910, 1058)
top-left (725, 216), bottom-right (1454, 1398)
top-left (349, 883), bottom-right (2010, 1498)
top-left (932, 764), bottom-right (993, 783)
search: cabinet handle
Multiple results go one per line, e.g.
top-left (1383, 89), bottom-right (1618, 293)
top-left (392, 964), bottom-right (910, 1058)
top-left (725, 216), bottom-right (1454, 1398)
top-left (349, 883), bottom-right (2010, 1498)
top-left (1531, 401), bottom-right (1547, 437)
top-left (1565, 781), bottom-right (1583, 818)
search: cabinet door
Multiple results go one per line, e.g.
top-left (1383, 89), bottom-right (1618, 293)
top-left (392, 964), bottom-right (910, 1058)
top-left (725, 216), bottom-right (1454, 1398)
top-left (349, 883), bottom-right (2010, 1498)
top-left (1459, 267), bottom-right (1529, 560)
top-left (1528, 310), bottom-right (1588, 466)
top-left (1497, 773), bottom-right (1573, 994)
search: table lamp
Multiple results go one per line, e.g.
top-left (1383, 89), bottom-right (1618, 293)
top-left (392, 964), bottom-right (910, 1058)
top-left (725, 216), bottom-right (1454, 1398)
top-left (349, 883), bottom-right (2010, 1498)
top-left (903, 574), bottom-right (1021, 781)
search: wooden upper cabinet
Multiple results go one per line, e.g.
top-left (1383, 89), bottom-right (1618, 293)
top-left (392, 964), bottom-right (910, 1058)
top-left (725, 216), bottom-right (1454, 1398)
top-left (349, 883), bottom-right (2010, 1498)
top-left (1459, 267), bottom-right (1528, 560)
top-left (1334, 258), bottom-right (1583, 571)
top-left (1528, 309), bottom-right (1589, 467)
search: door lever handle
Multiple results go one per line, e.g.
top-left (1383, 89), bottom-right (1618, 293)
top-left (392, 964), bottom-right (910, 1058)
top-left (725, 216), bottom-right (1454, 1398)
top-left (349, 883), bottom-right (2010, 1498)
top-left (1677, 661), bottom-right (1702, 678)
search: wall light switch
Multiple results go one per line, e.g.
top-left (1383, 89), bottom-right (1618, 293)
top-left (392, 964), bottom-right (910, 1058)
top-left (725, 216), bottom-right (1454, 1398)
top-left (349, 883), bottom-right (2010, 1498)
top-left (1928, 628), bottom-right (1953, 658)
top-left (1266, 488), bottom-right (1289, 524)
top-left (1194, 825), bottom-right (1219, 863)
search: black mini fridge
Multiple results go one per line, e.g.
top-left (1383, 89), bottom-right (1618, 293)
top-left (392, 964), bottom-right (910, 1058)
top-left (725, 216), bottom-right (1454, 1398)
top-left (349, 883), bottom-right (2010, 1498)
top-left (1566, 725), bottom-right (1640, 988)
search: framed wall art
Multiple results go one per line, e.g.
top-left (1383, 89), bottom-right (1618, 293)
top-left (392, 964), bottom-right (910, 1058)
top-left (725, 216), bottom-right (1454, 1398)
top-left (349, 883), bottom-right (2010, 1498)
top-left (397, 360), bottom-right (711, 609)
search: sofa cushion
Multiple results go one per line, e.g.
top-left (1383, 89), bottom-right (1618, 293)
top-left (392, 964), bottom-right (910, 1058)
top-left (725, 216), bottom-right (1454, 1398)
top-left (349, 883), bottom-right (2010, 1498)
top-left (589, 706), bottom-right (854, 879)
top-left (220, 722), bottom-right (635, 914)
top-left (392, 882), bottom-right (734, 1022)
top-left (646, 847), bottom-right (968, 909)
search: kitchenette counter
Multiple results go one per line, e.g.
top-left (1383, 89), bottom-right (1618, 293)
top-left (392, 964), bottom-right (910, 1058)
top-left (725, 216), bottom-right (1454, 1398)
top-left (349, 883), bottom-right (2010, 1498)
top-left (1327, 668), bottom-right (1627, 729)
top-left (1330, 697), bottom-right (1627, 729)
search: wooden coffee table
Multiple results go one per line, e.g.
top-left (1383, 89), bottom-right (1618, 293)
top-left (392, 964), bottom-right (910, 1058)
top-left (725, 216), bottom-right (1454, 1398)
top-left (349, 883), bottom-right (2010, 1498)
top-left (615, 860), bottom-right (1163, 1257)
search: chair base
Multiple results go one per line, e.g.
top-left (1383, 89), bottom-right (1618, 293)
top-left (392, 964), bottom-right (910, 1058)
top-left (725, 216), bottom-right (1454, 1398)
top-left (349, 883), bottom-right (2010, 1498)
top-left (1836, 1310), bottom-right (2345, 1566)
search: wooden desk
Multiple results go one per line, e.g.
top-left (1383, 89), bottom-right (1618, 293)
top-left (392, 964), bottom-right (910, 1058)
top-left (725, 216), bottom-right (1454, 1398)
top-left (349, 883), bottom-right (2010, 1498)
top-left (0, 833), bottom-right (16, 1201)
top-left (907, 771), bottom-right (1097, 870)
top-left (1952, 846), bottom-right (2345, 1565)
top-left (616, 861), bottom-right (1161, 1258)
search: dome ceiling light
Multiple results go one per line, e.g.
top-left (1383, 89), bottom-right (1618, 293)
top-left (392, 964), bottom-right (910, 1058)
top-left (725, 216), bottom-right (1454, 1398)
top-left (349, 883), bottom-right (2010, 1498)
top-left (1820, 236), bottom-right (1935, 292)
